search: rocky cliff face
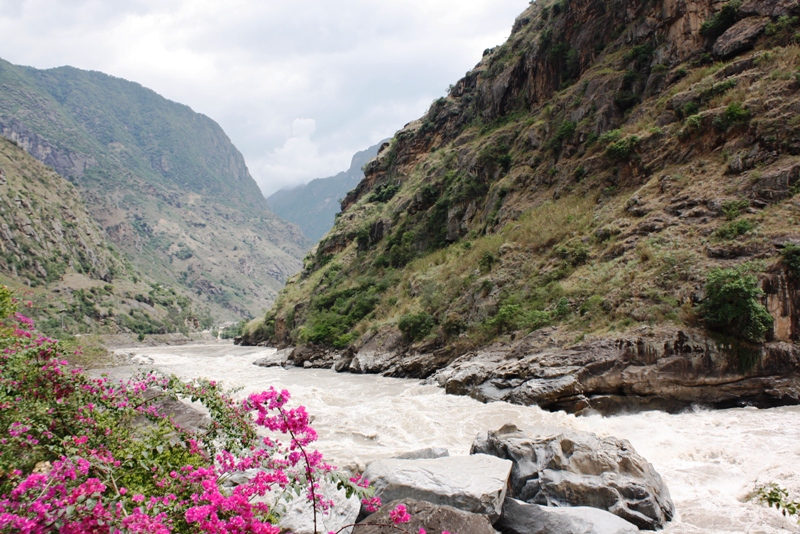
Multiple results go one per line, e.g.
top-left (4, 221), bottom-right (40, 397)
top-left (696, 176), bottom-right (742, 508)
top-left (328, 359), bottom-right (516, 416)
top-left (0, 59), bottom-right (308, 320)
top-left (245, 0), bottom-right (800, 413)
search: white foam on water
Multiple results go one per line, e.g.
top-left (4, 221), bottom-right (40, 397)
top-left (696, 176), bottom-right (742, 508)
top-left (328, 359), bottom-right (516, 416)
top-left (115, 343), bottom-right (800, 533)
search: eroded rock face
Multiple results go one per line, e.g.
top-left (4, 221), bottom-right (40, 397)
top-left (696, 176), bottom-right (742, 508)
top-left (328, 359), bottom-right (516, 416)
top-left (356, 499), bottom-right (497, 534)
top-left (362, 455), bottom-right (513, 523)
top-left (498, 498), bottom-right (639, 534)
top-left (472, 424), bottom-right (673, 530)
top-left (430, 327), bottom-right (800, 415)
top-left (713, 17), bottom-right (769, 59)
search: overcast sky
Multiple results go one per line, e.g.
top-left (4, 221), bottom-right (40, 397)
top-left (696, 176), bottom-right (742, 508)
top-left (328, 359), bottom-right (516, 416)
top-left (0, 0), bottom-right (529, 196)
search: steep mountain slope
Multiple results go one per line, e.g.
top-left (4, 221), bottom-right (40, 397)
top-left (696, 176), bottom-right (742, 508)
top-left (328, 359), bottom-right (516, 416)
top-left (244, 0), bottom-right (800, 413)
top-left (0, 136), bottom-right (211, 336)
top-left (267, 142), bottom-right (385, 243)
top-left (0, 59), bottom-right (308, 319)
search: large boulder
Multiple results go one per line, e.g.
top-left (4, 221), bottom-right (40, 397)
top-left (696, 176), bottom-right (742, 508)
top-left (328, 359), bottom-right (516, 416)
top-left (252, 348), bottom-right (292, 368)
top-left (362, 454), bottom-right (512, 522)
top-left (498, 498), bottom-right (639, 534)
top-left (356, 499), bottom-right (497, 534)
top-left (471, 425), bottom-right (673, 530)
top-left (713, 17), bottom-right (768, 59)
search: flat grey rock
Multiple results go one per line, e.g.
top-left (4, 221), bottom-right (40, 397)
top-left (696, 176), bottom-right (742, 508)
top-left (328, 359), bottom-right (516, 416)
top-left (363, 454), bottom-right (512, 523)
top-left (498, 498), bottom-right (639, 534)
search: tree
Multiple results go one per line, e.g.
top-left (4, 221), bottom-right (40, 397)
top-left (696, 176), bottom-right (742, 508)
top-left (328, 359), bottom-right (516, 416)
top-left (699, 268), bottom-right (773, 342)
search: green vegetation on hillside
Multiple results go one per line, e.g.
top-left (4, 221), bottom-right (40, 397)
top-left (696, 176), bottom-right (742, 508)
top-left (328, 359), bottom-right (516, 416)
top-left (249, 0), bottom-right (800, 353)
top-left (0, 137), bottom-right (213, 337)
top-left (0, 58), bottom-right (309, 321)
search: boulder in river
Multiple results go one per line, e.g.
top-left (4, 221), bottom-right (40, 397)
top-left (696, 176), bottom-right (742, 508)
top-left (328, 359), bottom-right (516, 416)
top-left (498, 497), bottom-right (639, 534)
top-left (471, 424), bottom-right (673, 530)
top-left (394, 447), bottom-right (450, 460)
top-left (357, 499), bottom-right (497, 534)
top-left (362, 454), bottom-right (512, 523)
top-left (252, 348), bottom-right (292, 368)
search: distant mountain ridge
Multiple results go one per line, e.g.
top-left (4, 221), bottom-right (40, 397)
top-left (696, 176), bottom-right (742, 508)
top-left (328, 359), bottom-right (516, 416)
top-left (267, 142), bottom-right (385, 243)
top-left (0, 136), bottom-right (213, 337)
top-left (0, 58), bottom-right (308, 320)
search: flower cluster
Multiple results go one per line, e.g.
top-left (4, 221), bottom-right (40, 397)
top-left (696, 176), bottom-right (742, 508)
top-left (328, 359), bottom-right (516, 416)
top-left (0, 285), bottom-right (455, 534)
top-left (0, 286), bottom-right (376, 533)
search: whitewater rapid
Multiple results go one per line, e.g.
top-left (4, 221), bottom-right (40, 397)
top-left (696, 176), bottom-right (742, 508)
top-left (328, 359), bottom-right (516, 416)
top-left (112, 343), bottom-right (800, 533)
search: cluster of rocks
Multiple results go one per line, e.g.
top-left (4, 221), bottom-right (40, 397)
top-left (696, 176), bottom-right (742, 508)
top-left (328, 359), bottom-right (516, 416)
top-left (254, 323), bottom-right (800, 416)
top-left (261, 425), bottom-right (673, 534)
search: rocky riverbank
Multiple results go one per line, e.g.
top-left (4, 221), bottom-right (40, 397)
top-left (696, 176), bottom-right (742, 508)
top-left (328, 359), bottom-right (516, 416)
top-left (249, 324), bottom-right (800, 415)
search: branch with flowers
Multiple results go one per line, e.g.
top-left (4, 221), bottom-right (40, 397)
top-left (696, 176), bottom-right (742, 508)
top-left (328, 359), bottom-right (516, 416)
top-left (0, 285), bottom-right (454, 534)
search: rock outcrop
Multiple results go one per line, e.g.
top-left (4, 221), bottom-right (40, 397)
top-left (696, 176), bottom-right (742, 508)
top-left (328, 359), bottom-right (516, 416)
top-left (432, 327), bottom-right (800, 415)
top-left (471, 424), bottom-right (673, 530)
top-left (713, 17), bottom-right (768, 59)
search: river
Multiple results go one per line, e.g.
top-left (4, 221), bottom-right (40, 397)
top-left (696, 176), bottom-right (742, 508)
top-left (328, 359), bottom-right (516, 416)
top-left (111, 342), bottom-right (800, 533)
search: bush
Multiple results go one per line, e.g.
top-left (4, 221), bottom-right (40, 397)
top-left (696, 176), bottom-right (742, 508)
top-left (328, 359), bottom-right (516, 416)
top-left (757, 483), bottom-right (800, 520)
top-left (605, 135), bottom-right (640, 161)
top-left (782, 243), bottom-right (800, 277)
top-left (685, 114), bottom-right (703, 132)
top-left (597, 129), bottom-right (622, 145)
top-left (682, 101), bottom-right (700, 118)
top-left (547, 121), bottom-right (577, 151)
top-left (0, 285), bottom-right (376, 532)
top-left (554, 240), bottom-right (589, 266)
top-left (624, 44), bottom-right (654, 67)
top-left (713, 101), bottom-right (750, 130)
top-left (700, 79), bottom-right (737, 100)
top-left (486, 304), bottom-right (551, 334)
top-left (700, 0), bottom-right (741, 40)
top-left (479, 251), bottom-right (497, 273)
top-left (715, 218), bottom-right (753, 239)
top-left (699, 267), bottom-right (773, 342)
top-left (398, 312), bottom-right (436, 342)
top-left (721, 198), bottom-right (750, 220)
top-left (477, 143), bottom-right (513, 174)
top-left (368, 182), bottom-right (400, 203)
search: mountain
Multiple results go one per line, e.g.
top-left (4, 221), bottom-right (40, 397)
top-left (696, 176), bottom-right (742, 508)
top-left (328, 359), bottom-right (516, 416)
top-left (266, 142), bottom-right (385, 243)
top-left (242, 0), bottom-right (800, 413)
top-left (0, 136), bottom-right (213, 337)
top-left (0, 58), bottom-right (309, 319)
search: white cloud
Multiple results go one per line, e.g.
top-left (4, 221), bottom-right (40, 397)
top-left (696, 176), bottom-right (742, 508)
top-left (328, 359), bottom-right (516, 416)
top-left (0, 0), bottom-right (531, 196)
